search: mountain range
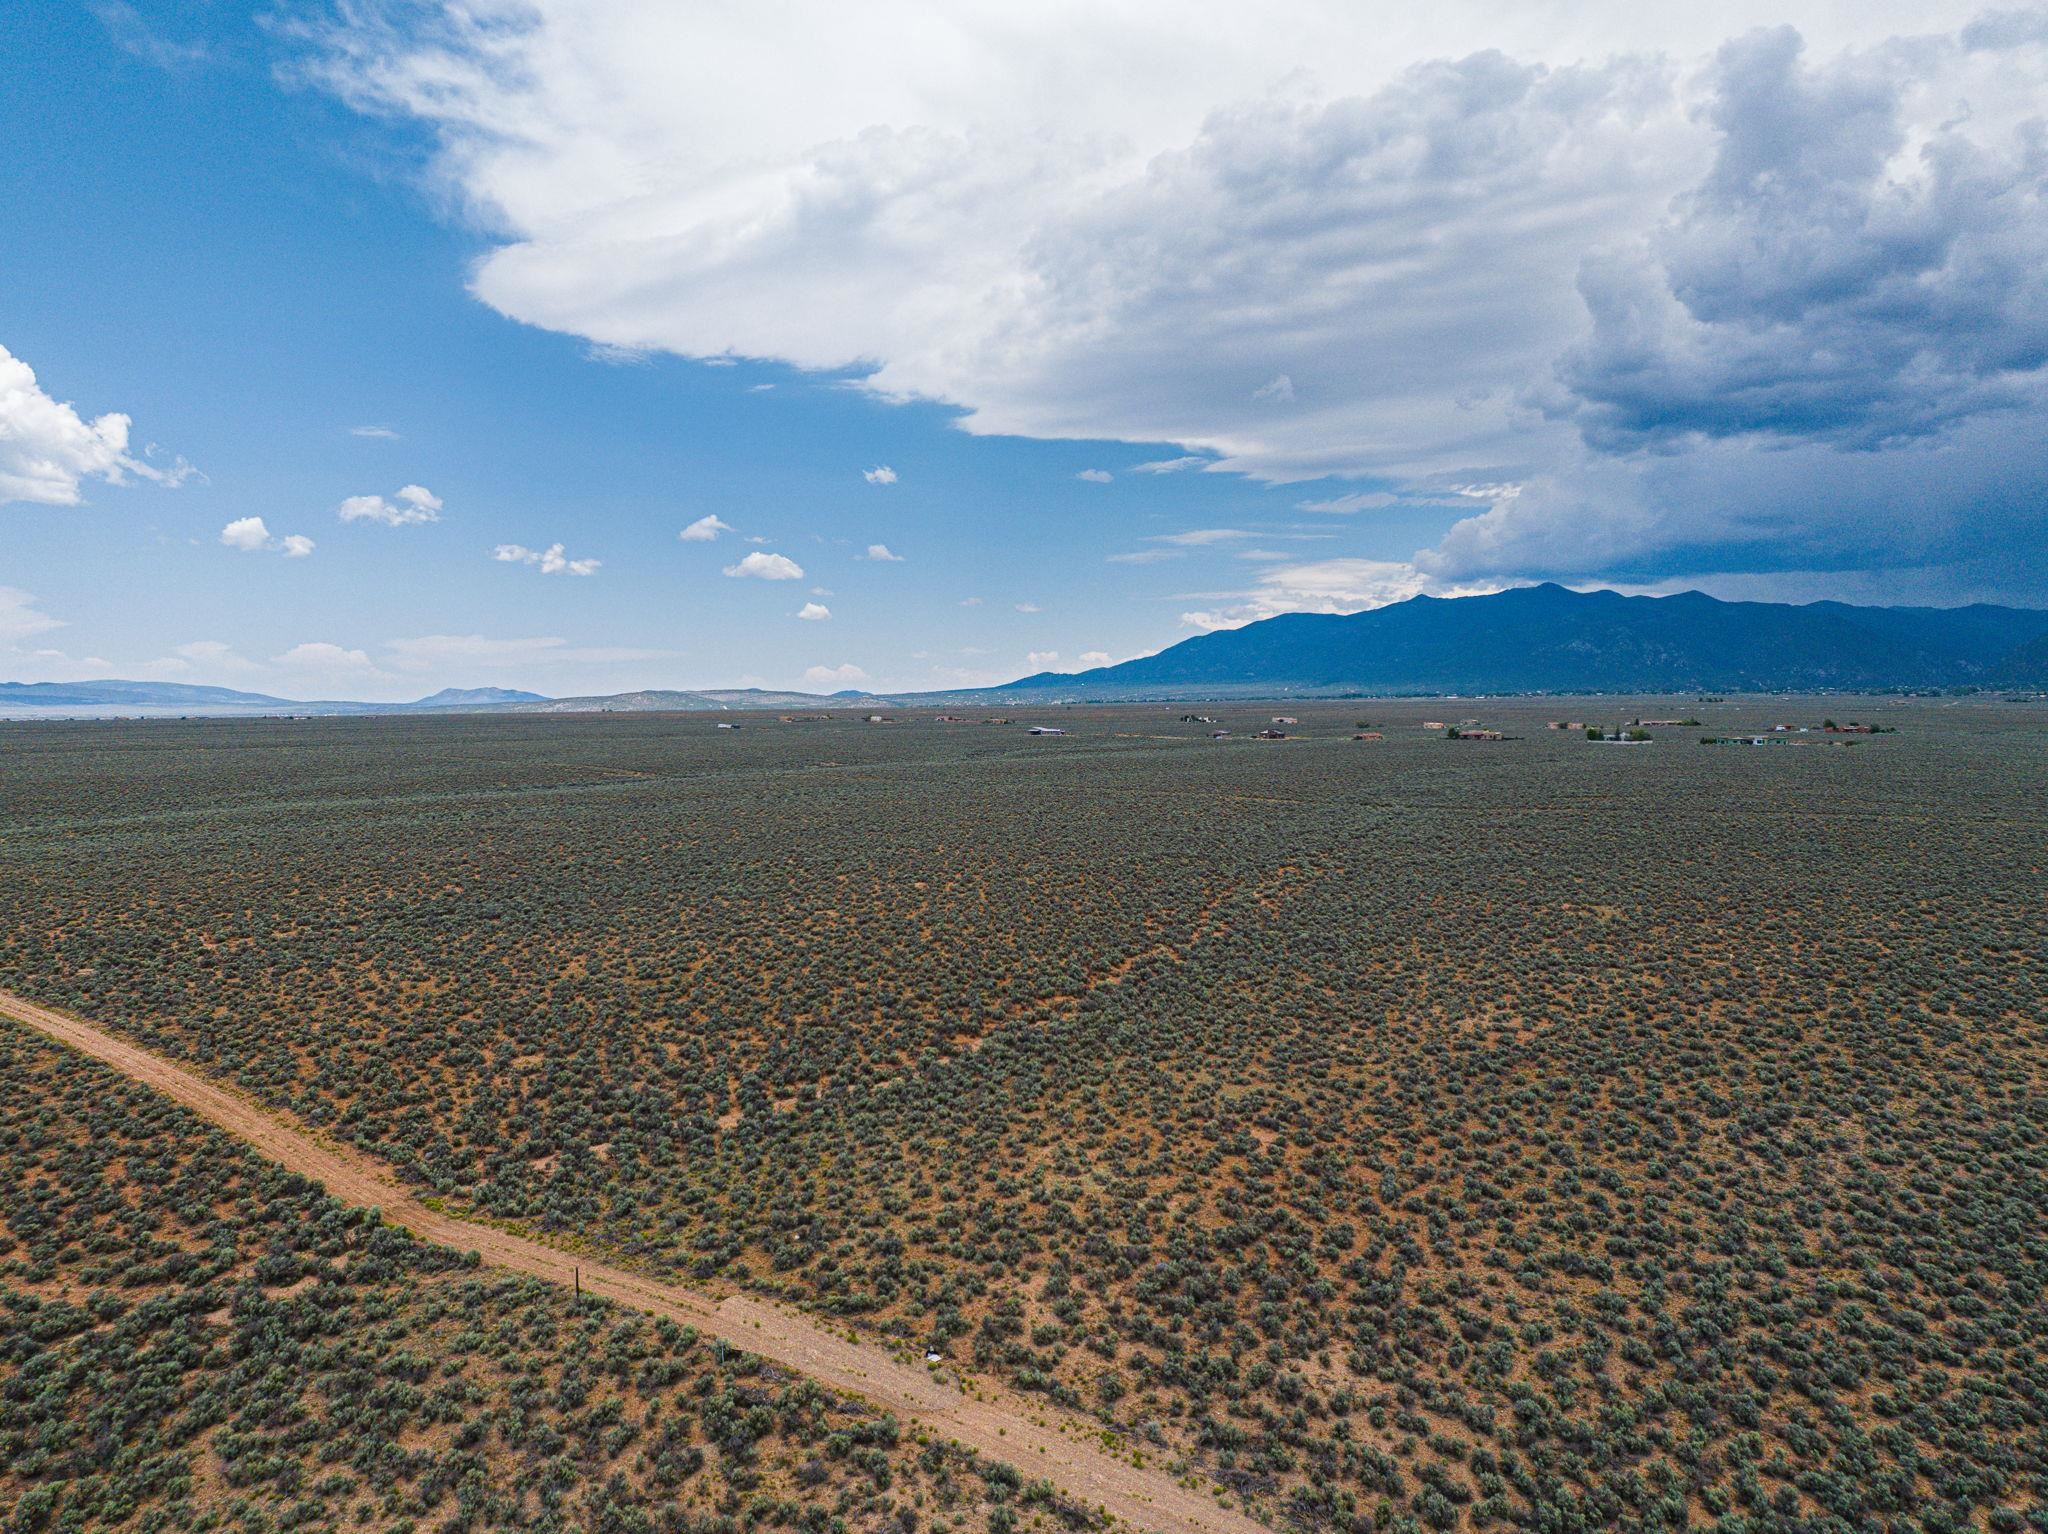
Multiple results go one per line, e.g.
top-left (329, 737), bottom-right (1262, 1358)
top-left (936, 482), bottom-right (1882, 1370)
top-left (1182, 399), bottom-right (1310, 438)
top-left (1010, 584), bottom-right (2048, 696)
top-left (6, 587), bottom-right (2046, 717)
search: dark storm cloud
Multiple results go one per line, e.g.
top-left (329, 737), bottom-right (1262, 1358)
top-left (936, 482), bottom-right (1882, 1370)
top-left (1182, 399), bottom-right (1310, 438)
top-left (1556, 25), bottom-right (2048, 453)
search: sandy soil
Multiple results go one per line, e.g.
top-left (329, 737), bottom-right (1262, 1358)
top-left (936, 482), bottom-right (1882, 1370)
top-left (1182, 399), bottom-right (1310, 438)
top-left (0, 988), bottom-right (1267, 1534)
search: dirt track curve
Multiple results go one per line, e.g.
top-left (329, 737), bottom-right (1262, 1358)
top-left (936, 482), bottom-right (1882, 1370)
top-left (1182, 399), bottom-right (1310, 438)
top-left (0, 989), bottom-right (1269, 1534)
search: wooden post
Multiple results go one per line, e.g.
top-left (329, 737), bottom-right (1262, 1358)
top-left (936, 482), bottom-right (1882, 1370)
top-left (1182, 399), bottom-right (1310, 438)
top-left (574, 1265), bottom-right (581, 1297)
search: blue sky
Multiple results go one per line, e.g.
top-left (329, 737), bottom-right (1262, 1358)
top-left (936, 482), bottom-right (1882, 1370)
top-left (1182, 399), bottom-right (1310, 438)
top-left (4, 1), bottom-right (2044, 699)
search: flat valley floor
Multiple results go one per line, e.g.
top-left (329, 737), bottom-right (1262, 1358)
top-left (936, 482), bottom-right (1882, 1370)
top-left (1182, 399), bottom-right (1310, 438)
top-left (2, 699), bottom-right (2043, 1534)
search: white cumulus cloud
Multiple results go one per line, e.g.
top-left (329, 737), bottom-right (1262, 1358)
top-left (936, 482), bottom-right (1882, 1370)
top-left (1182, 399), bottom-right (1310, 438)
top-left (138, 640), bottom-right (259, 679)
top-left (272, 641), bottom-right (393, 690)
top-left (803, 662), bottom-right (869, 687)
top-left (796, 601), bottom-right (831, 620)
top-left (0, 342), bottom-right (190, 506)
top-left (220, 517), bottom-right (270, 552)
top-left (723, 550), bottom-right (804, 580)
top-left (679, 513), bottom-right (734, 541)
top-left (1076, 469), bottom-right (1113, 482)
top-left (863, 543), bottom-right (904, 562)
top-left (340, 484), bottom-right (442, 525)
top-left (221, 516), bottom-right (315, 556)
top-left (863, 465), bottom-right (898, 485)
top-left (494, 541), bottom-right (600, 575)
top-left (278, 641), bottom-right (376, 668)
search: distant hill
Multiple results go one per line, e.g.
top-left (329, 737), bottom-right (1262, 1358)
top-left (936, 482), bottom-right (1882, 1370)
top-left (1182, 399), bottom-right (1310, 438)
top-left (0, 680), bottom-right (302, 710)
top-left (0, 678), bottom-right (894, 720)
top-left (0, 680), bottom-right (554, 718)
top-left (1002, 585), bottom-right (2048, 696)
top-left (409, 687), bottom-right (548, 709)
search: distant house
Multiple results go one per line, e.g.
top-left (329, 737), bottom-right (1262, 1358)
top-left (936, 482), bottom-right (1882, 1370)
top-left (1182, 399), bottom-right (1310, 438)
top-left (1211, 730), bottom-right (1231, 738)
top-left (1451, 728), bottom-right (1504, 741)
top-left (1271, 716), bottom-right (1298, 726)
top-left (715, 722), bottom-right (741, 730)
top-left (1353, 732), bottom-right (1383, 740)
top-left (865, 714), bottom-right (891, 724)
top-left (1028, 726), bottom-right (1067, 736)
top-left (1422, 720), bottom-right (1447, 730)
top-left (1256, 728), bottom-right (1287, 739)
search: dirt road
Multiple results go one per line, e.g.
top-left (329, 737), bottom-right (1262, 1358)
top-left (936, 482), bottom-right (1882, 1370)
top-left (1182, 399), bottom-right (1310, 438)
top-left (0, 989), bottom-right (1268, 1534)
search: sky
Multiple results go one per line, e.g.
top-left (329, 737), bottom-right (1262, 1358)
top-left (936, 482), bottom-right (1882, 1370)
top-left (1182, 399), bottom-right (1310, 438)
top-left (3, 1), bottom-right (2045, 700)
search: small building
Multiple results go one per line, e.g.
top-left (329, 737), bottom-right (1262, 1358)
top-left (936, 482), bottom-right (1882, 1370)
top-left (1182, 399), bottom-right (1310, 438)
top-left (1211, 730), bottom-right (1231, 738)
top-left (1422, 720), bottom-right (1447, 730)
top-left (1353, 731), bottom-right (1383, 740)
top-left (1451, 728), bottom-right (1504, 740)
top-left (1028, 725), bottom-right (1067, 736)
top-left (715, 722), bottom-right (741, 729)
top-left (1271, 716), bottom-right (1298, 726)
top-left (1256, 728), bottom-right (1287, 739)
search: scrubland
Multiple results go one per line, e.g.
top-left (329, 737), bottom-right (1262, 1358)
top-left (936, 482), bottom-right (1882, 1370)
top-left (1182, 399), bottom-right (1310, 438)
top-left (3, 700), bottom-right (2043, 1533)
